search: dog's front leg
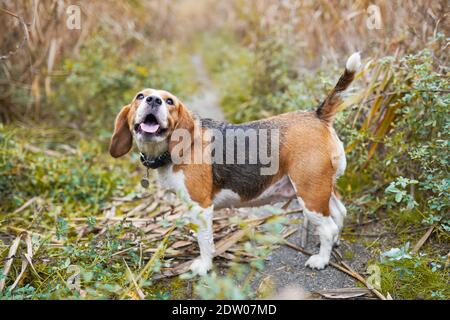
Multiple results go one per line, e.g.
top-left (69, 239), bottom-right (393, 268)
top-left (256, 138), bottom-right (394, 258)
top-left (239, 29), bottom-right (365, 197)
top-left (188, 204), bottom-right (215, 275)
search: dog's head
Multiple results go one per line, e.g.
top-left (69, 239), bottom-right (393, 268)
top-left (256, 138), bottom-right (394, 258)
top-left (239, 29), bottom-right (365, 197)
top-left (109, 88), bottom-right (194, 158)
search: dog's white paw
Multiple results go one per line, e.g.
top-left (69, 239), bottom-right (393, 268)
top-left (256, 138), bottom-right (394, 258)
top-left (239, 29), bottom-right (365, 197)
top-left (190, 257), bottom-right (212, 276)
top-left (305, 254), bottom-right (329, 270)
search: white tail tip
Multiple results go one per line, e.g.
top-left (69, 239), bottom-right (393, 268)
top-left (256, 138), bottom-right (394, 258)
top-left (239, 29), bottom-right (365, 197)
top-left (346, 52), bottom-right (361, 72)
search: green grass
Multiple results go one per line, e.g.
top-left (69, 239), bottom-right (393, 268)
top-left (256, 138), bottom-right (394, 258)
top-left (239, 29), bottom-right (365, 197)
top-left (378, 254), bottom-right (449, 300)
top-left (0, 124), bottom-right (142, 299)
top-left (0, 125), bottom-right (137, 215)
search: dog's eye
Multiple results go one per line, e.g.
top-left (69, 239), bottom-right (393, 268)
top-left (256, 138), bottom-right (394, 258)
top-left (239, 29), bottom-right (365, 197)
top-left (166, 98), bottom-right (174, 105)
top-left (136, 93), bottom-right (145, 100)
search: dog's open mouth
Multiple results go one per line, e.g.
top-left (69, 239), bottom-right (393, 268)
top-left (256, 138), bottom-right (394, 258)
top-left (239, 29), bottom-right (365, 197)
top-left (135, 114), bottom-right (166, 136)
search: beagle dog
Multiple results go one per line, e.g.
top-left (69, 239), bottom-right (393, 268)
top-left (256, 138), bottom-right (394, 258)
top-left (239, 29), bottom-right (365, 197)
top-left (109, 53), bottom-right (361, 275)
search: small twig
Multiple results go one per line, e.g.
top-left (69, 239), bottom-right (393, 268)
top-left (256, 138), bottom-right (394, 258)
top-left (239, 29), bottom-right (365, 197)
top-left (23, 144), bottom-right (62, 157)
top-left (411, 226), bottom-right (434, 254)
top-left (281, 227), bottom-right (298, 239)
top-left (281, 198), bottom-right (294, 210)
top-left (112, 246), bottom-right (139, 257)
top-left (12, 197), bottom-right (38, 214)
top-left (123, 258), bottom-right (145, 300)
top-left (0, 7), bottom-right (31, 24)
top-left (346, 218), bottom-right (381, 228)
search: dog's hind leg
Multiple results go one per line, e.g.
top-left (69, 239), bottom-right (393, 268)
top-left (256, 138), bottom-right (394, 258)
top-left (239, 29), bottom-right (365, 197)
top-left (304, 210), bottom-right (338, 269)
top-left (289, 173), bottom-right (338, 269)
top-left (188, 204), bottom-right (215, 275)
top-left (295, 195), bottom-right (338, 269)
top-left (329, 192), bottom-right (347, 246)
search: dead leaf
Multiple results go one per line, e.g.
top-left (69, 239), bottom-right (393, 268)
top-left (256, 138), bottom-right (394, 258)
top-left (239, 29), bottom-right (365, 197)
top-left (171, 241), bottom-right (192, 249)
top-left (10, 232), bottom-right (40, 290)
top-left (316, 287), bottom-right (372, 299)
top-left (0, 233), bottom-right (23, 292)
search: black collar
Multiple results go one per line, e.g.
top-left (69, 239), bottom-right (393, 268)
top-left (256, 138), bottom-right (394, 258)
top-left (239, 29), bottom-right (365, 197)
top-left (139, 151), bottom-right (171, 169)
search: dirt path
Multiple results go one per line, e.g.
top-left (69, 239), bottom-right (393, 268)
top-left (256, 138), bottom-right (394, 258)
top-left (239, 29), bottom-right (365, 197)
top-left (185, 54), bottom-right (225, 121)
top-left (184, 54), bottom-right (370, 298)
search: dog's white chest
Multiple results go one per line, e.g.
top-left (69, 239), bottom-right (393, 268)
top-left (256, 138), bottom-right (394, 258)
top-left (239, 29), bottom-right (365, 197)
top-left (156, 165), bottom-right (188, 196)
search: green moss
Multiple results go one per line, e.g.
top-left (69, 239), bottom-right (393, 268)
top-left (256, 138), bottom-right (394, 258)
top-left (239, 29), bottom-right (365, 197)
top-left (378, 257), bottom-right (449, 300)
top-left (146, 277), bottom-right (192, 300)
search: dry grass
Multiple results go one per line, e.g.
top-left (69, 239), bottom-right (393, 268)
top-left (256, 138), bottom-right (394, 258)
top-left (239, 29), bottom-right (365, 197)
top-left (1, 0), bottom-right (447, 121)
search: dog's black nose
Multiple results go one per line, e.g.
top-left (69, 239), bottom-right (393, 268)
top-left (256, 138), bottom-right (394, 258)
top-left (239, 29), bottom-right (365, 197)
top-left (146, 95), bottom-right (162, 108)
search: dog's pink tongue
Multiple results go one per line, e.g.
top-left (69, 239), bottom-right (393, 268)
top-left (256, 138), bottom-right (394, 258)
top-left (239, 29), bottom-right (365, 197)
top-left (140, 122), bottom-right (160, 133)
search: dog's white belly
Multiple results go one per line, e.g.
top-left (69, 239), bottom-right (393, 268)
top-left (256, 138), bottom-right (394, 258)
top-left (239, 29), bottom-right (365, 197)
top-left (213, 175), bottom-right (296, 209)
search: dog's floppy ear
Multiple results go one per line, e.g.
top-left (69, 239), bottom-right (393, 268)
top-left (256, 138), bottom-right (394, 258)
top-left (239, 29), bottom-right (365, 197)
top-left (109, 104), bottom-right (133, 158)
top-left (175, 101), bottom-right (195, 133)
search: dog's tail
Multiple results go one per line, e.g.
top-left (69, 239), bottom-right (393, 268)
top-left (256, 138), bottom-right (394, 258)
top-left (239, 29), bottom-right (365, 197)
top-left (316, 52), bottom-right (361, 123)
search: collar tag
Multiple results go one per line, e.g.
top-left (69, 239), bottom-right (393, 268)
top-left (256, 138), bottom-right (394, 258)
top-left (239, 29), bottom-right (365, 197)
top-left (140, 168), bottom-right (150, 188)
